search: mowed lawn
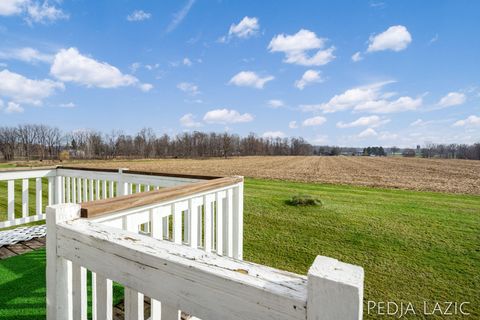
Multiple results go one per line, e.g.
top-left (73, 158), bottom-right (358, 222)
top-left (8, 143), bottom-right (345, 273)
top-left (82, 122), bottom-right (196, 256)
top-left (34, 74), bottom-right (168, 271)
top-left (0, 178), bottom-right (479, 318)
top-left (243, 179), bottom-right (480, 319)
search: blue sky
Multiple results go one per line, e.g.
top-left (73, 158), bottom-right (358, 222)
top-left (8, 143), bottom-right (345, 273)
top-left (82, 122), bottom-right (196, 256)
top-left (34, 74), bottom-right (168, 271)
top-left (0, 0), bottom-right (479, 147)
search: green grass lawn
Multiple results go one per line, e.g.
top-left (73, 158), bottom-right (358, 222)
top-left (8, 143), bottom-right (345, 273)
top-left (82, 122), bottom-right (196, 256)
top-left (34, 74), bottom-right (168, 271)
top-left (0, 178), bottom-right (478, 318)
top-left (0, 164), bottom-right (17, 169)
top-left (0, 249), bottom-right (123, 320)
top-left (243, 179), bottom-right (479, 319)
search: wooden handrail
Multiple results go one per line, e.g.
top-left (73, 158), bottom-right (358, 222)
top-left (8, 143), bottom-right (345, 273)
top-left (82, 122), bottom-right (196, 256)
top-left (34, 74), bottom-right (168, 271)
top-left (0, 166), bottom-right (56, 172)
top-left (58, 166), bottom-right (222, 180)
top-left (80, 176), bottom-right (243, 218)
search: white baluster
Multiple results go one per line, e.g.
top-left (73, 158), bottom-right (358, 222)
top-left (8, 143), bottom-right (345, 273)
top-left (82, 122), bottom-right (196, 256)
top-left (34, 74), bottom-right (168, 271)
top-left (48, 177), bottom-right (54, 206)
top-left (72, 263), bottom-right (87, 320)
top-left (103, 180), bottom-right (108, 199)
top-left (66, 177), bottom-right (71, 203)
top-left (226, 188), bottom-right (234, 258)
top-left (83, 179), bottom-right (88, 202)
top-left (96, 180), bottom-right (100, 200)
top-left (94, 273), bottom-right (113, 320)
top-left (216, 191), bottom-right (224, 255)
top-left (72, 177), bottom-right (77, 203)
top-left (233, 183), bottom-right (244, 259)
top-left (36, 177), bottom-right (42, 217)
top-left (77, 178), bottom-right (82, 203)
top-left (7, 180), bottom-right (14, 221)
top-left (89, 179), bottom-right (94, 201)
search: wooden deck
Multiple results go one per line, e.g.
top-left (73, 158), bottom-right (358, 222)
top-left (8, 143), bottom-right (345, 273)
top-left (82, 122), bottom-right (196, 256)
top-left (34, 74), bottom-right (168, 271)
top-left (0, 236), bottom-right (46, 259)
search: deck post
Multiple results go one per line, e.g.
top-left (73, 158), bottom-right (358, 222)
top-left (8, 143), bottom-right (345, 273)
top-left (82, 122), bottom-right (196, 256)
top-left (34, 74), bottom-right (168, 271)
top-left (117, 168), bottom-right (129, 196)
top-left (232, 180), bottom-right (244, 260)
top-left (46, 203), bottom-right (81, 320)
top-left (307, 255), bottom-right (364, 320)
top-left (54, 174), bottom-right (63, 204)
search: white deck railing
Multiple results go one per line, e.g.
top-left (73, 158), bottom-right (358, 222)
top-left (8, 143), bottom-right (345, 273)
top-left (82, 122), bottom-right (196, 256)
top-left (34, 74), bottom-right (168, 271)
top-left (47, 205), bottom-right (363, 320)
top-left (0, 166), bottom-right (210, 228)
top-left (45, 168), bottom-right (364, 320)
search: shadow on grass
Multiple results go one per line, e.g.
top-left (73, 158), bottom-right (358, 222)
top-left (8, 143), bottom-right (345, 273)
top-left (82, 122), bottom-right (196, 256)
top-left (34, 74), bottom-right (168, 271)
top-left (0, 249), bottom-right (46, 320)
top-left (0, 248), bottom-right (124, 319)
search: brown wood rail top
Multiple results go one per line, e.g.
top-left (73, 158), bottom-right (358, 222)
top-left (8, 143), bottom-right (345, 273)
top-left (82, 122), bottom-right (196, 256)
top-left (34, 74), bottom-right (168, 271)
top-left (80, 176), bottom-right (243, 218)
top-left (58, 166), bottom-right (222, 180)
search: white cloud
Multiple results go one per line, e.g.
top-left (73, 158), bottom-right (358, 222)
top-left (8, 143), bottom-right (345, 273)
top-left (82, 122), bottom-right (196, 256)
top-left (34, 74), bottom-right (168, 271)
top-left (229, 71), bottom-right (274, 89)
top-left (351, 51), bottom-right (363, 62)
top-left (268, 29), bottom-right (335, 66)
top-left (295, 69), bottom-right (323, 90)
top-left (410, 119), bottom-right (427, 126)
top-left (177, 82), bottom-right (200, 95)
top-left (302, 116), bottom-right (326, 127)
top-left (0, 0), bottom-right (27, 16)
top-left (300, 82), bottom-right (387, 113)
top-left (336, 115), bottom-right (389, 128)
top-left (267, 99), bottom-right (284, 108)
top-left (51, 48), bottom-right (149, 91)
top-left (26, 1), bottom-right (68, 24)
top-left (203, 108), bottom-right (253, 124)
top-left (354, 96), bottom-right (422, 113)
top-left (357, 128), bottom-right (378, 138)
top-left (0, 69), bottom-right (63, 105)
top-left (127, 10), bottom-right (151, 22)
top-left (184, 98), bottom-right (203, 104)
top-left (437, 92), bottom-right (466, 108)
top-left (131, 62), bottom-right (160, 73)
top-left (289, 121), bottom-right (298, 129)
top-left (145, 63), bottom-right (160, 70)
top-left (228, 16), bottom-right (259, 39)
top-left (5, 101), bottom-right (24, 113)
top-left (0, 0), bottom-right (68, 24)
top-left (262, 131), bottom-right (286, 138)
top-left (300, 81), bottom-right (422, 114)
top-left (59, 102), bottom-right (75, 108)
top-left (166, 0), bottom-right (195, 33)
top-left (183, 57), bottom-right (192, 66)
top-left (180, 113), bottom-right (202, 128)
top-left (130, 62), bottom-right (141, 73)
top-left (367, 25), bottom-right (412, 52)
top-left (453, 115), bottom-right (480, 127)
top-left (0, 47), bottom-right (53, 63)
top-left (139, 83), bottom-right (153, 92)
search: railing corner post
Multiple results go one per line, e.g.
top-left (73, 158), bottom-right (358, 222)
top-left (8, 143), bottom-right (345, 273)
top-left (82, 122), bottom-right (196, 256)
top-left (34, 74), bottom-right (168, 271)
top-left (307, 255), bottom-right (364, 320)
top-left (46, 203), bottom-right (82, 320)
top-left (117, 168), bottom-right (129, 196)
top-left (232, 177), bottom-right (244, 260)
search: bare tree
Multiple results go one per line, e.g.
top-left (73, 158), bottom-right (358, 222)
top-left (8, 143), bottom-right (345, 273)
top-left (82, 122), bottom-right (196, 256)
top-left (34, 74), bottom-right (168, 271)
top-left (17, 124), bottom-right (38, 160)
top-left (0, 127), bottom-right (17, 161)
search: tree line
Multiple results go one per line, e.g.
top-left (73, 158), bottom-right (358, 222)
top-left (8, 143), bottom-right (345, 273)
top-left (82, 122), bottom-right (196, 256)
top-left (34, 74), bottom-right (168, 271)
top-left (313, 144), bottom-right (480, 160)
top-left (1, 124), bottom-right (479, 161)
top-left (0, 124), bottom-right (314, 161)
top-left (416, 143), bottom-right (480, 160)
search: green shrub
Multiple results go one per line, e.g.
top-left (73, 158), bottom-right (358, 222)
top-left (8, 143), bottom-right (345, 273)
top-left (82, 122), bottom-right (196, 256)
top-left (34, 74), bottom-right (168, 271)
top-left (287, 194), bottom-right (323, 207)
